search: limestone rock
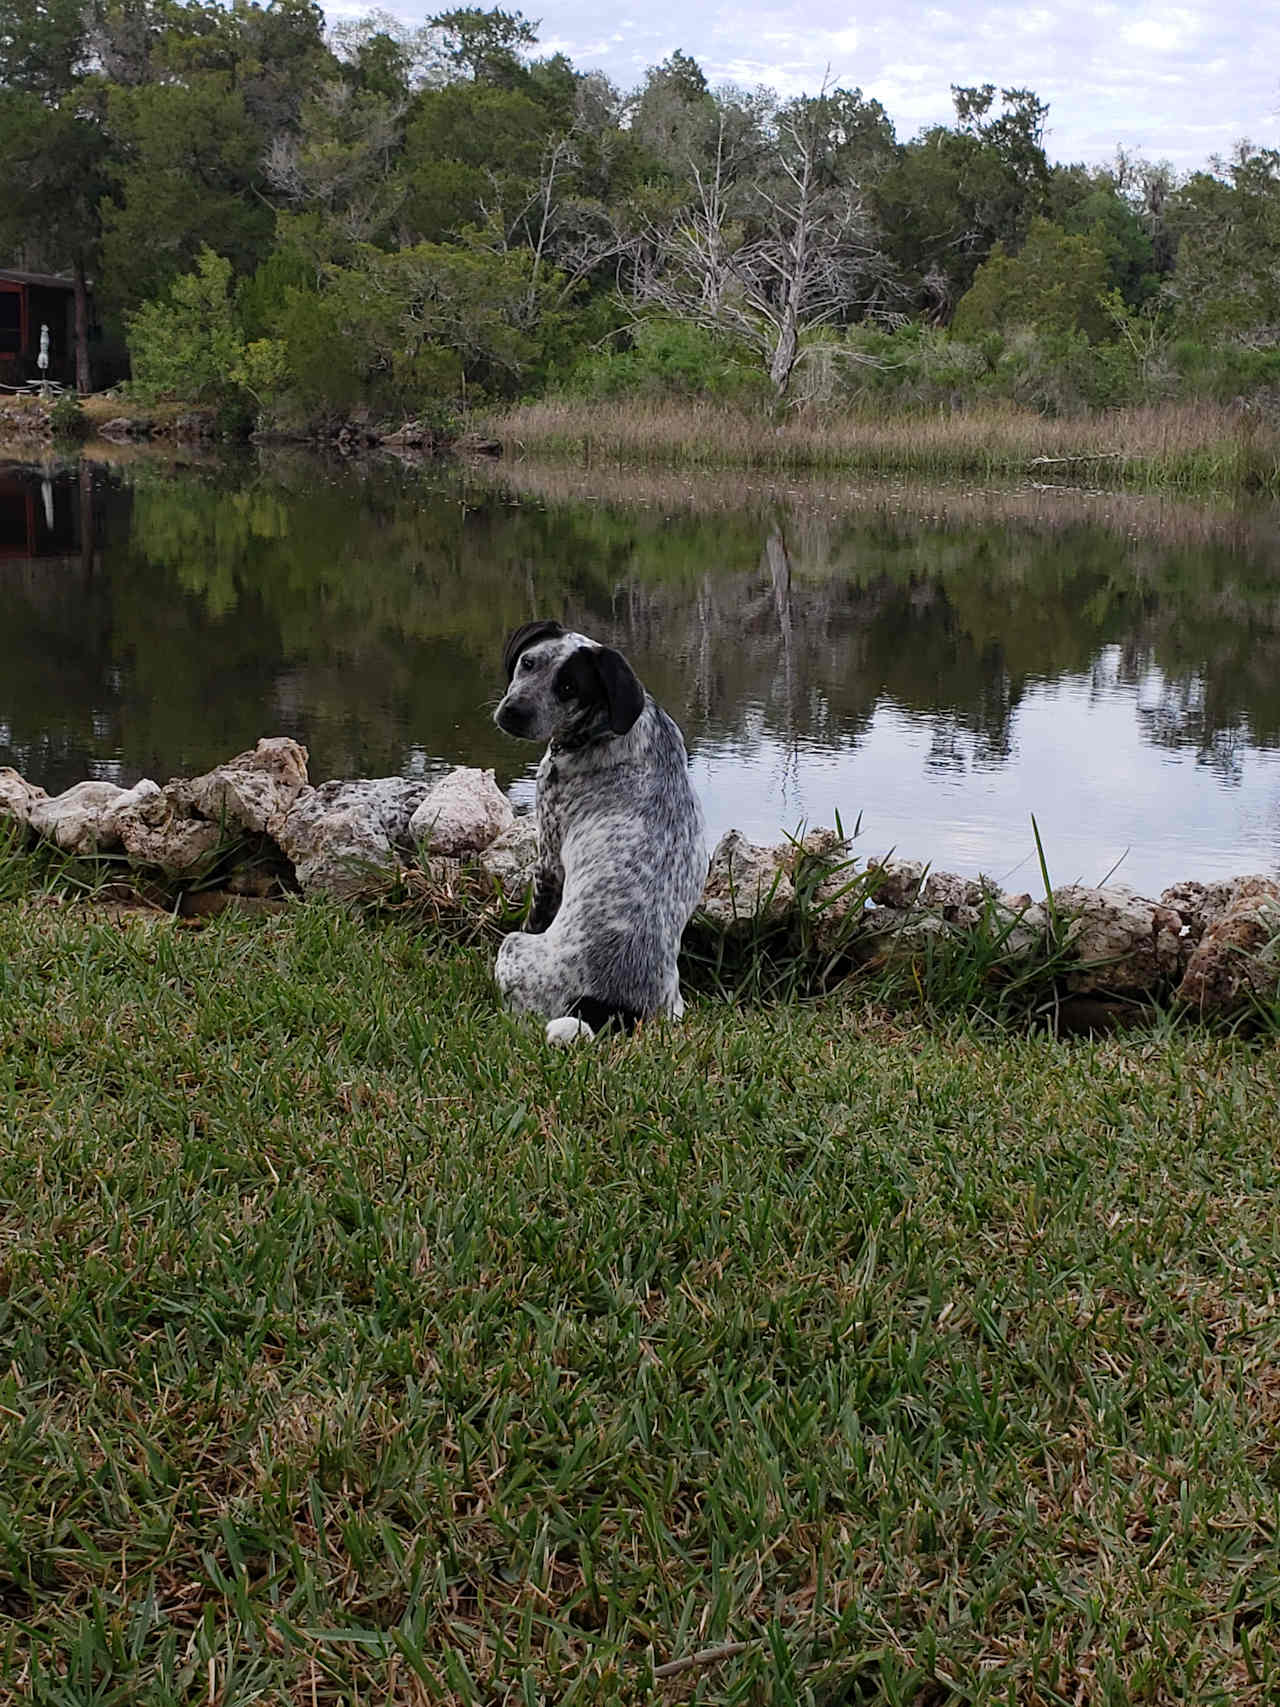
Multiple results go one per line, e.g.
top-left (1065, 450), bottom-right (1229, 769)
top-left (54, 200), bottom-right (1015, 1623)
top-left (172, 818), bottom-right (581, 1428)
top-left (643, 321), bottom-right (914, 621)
top-left (0, 768), bottom-right (48, 830)
top-left (105, 780), bottom-right (225, 878)
top-left (479, 816), bottom-right (539, 895)
top-left (176, 737), bottom-right (309, 834)
top-left (28, 779), bottom-right (131, 853)
top-left (99, 415), bottom-right (153, 441)
top-left (1175, 877), bottom-right (1280, 1015)
top-left (920, 870), bottom-right (1002, 927)
top-left (270, 777), bottom-right (434, 898)
top-left (408, 766), bottom-right (514, 856)
top-left (772, 826), bottom-right (850, 871)
top-left (994, 899), bottom-right (1050, 961)
top-left (1052, 885), bottom-right (1185, 994)
top-left (1160, 877), bottom-right (1266, 946)
top-left (854, 908), bottom-right (955, 964)
top-left (864, 858), bottom-right (927, 910)
top-left (700, 830), bottom-right (795, 927)
top-left (320, 776), bottom-right (433, 845)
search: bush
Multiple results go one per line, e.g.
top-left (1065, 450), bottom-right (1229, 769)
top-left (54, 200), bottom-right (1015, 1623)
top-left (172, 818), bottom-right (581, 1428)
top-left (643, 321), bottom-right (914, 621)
top-left (48, 391), bottom-right (89, 442)
top-left (560, 318), bottom-right (768, 405)
top-left (127, 250), bottom-right (245, 406)
top-left (1170, 338), bottom-right (1280, 401)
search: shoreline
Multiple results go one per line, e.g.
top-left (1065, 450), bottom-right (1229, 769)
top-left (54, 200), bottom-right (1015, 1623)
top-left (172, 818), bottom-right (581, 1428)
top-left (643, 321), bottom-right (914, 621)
top-left (3, 742), bottom-right (1278, 1032)
top-left (5, 390), bottom-right (1280, 497)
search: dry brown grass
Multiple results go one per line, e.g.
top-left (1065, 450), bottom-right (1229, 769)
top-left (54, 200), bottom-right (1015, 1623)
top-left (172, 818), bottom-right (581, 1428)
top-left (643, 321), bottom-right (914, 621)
top-left (491, 397), bottom-right (1280, 491)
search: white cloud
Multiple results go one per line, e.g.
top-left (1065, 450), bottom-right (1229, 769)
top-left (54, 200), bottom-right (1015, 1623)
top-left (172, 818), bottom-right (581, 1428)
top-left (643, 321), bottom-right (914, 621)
top-left (1117, 6), bottom-right (1208, 54)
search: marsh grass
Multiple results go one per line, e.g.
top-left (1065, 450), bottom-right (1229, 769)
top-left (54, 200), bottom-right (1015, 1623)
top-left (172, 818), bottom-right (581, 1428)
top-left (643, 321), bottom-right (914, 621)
top-left (1, 886), bottom-right (1279, 1704)
top-left (492, 398), bottom-right (1280, 494)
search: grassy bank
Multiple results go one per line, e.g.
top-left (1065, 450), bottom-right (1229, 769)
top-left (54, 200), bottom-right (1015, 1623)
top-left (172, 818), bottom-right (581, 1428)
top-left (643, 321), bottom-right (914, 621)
top-left (2, 886), bottom-right (1279, 1704)
top-left (492, 398), bottom-right (1280, 494)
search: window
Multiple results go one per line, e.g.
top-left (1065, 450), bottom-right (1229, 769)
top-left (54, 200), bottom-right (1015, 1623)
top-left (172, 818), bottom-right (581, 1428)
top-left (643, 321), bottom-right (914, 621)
top-left (0, 286), bottom-right (22, 357)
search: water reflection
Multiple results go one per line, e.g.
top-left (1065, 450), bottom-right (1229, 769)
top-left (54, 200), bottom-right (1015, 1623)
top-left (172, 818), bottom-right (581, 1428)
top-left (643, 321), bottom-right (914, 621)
top-left (2, 451), bottom-right (1278, 891)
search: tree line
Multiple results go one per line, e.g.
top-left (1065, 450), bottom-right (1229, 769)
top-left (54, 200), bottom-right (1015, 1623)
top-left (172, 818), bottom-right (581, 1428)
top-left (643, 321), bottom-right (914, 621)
top-left (2, 1), bottom-right (1278, 425)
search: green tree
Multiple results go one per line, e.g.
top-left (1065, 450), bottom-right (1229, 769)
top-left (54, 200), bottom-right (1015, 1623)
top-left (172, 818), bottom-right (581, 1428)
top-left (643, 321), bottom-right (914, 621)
top-left (1051, 170), bottom-right (1157, 307)
top-left (1166, 145), bottom-right (1280, 342)
top-left (875, 86), bottom-right (1051, 320)
top-left (401, 80), bottom-right (552, 241)
top-left (427, 6), bottom-right (536, 87)
top-left (264, 79), bottom-right (407, 253)
top-left (952, 217), bottom-right (1111, 341)
top-left (628, 49), bottom-right (715, 175)
top-left (271, 238), bottom-right (567, 421)
top-left (101, 71), bottom-right (274, 313)
top-left (0, 0), bottom-right (86, 98)
top-left (128, 245), bottom-right (240, 397)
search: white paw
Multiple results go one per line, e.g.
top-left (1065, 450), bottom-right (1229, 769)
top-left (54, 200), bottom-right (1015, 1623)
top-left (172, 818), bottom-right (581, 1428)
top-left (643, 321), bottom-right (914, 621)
top-left (545, 1016), bottom-right (596, 1047)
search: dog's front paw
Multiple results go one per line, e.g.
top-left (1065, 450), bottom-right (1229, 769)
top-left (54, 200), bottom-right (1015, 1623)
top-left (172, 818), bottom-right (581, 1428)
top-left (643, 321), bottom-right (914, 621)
top-left (545, 1016), bottom-right (596, 1047)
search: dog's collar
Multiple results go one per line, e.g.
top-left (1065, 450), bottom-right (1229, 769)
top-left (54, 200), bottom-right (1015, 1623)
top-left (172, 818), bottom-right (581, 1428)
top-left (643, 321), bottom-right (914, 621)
top-left (550, 724), bottom-right (615, 756)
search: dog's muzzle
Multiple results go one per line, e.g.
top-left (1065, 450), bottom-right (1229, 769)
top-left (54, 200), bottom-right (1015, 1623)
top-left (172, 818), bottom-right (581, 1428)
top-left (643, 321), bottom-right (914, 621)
top-left (495, 700), bottom-right (534, 738)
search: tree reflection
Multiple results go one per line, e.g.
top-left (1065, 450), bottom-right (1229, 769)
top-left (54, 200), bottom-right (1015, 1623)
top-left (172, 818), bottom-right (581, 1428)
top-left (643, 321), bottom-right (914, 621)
top-left (1, 454), bottom-right (1279, 810)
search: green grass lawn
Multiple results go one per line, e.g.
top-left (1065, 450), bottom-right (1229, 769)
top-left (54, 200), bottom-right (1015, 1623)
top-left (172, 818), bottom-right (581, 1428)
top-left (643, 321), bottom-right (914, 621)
top-left (1, 897), bottom-right (1278, 1704)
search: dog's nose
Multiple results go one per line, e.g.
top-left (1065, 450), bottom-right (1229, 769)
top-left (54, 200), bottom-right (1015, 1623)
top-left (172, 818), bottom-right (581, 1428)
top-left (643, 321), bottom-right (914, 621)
top-left (495, 702), bottom-right (532, 737)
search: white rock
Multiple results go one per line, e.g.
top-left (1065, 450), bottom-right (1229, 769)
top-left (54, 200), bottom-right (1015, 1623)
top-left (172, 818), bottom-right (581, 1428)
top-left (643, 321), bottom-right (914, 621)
top-left (408, 767), bottom-right (514, 856)
top-left (1160, 877), bottom-right (1269, 946)
top-left (0, 768), bottom-right (47, 830)
top-left (1053, 885), bottom-right (1185, 993)
top-left (176, 737), bottom-right (309, 834)
top-left (994, 899), bottom-right (1050, 961)
top-left (28, 779), bottom-right (131, 853)
top-left (479, 815), bottom-right (539, 895)
top-left (920, 870), bottom-right (1001, 926)
top-left (269, 777), bottom-right (434, 898)
top-left (1176, 877), bottom-right (1280, 1014)
top-left (104, 781), bottom-right (225, 878)
top-left (700, 830), bottom-right (795, 927)
top-left (863, 858), bottom-right (927, 910)
top-left (855, 909), bottom-right (955, 962)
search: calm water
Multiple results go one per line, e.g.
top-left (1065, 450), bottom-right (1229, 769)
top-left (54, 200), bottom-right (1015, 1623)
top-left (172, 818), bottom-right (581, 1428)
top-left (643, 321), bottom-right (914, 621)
top-left (3, 450), bottom-right (1280, 895)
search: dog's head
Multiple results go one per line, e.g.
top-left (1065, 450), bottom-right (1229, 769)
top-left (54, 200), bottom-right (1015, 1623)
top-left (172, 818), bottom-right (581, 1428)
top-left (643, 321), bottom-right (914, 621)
top-left (494, 620), bottom-right (645, 746)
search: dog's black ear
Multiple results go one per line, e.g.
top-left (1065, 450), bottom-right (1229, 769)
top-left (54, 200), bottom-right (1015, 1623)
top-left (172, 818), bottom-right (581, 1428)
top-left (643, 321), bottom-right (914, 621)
top-left (503, 619), bottom-right (565, 682)
top-left (593, 645), bottom-right (646, 735)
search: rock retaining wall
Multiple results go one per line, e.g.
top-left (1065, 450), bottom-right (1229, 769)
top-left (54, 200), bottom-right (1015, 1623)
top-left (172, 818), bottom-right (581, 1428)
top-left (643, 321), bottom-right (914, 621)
top-left (3, 738), bottom-right (1278, 1022)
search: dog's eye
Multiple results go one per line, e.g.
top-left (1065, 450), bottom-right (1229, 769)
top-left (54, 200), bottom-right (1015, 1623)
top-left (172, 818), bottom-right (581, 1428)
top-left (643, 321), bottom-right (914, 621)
top-left (555, 676), bottom-right (575, 701)
top-left (519, 654), bottom-right (536, 672)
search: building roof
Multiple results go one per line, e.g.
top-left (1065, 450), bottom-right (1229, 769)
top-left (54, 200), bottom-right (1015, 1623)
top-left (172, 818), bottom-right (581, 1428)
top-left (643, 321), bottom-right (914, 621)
top-left (0, 268), bottom-right (78, 291)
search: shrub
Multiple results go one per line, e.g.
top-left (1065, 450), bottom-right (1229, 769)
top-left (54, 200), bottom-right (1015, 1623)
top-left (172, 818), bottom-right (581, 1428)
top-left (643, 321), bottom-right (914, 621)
top-left (48, 391), bottom-right (89, 441)
top-left (127, 250), bottom-right (246, 406)
top-left (560, 318), bottom-right (768, 405)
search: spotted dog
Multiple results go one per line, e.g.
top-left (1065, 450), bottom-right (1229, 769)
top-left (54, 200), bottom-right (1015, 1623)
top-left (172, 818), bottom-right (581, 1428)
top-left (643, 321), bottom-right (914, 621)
top-left (493, 620), bottom-right (707, 1045)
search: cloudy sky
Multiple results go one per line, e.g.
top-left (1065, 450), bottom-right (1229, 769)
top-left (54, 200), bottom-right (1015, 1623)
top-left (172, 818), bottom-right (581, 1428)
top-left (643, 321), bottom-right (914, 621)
top-left (336, 1), bottom-right (1278, 171)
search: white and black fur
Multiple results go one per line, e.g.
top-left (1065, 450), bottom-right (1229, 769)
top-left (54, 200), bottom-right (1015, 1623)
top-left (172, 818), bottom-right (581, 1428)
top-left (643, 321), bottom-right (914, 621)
top-left (493, 621), bottom-right (707, 1044)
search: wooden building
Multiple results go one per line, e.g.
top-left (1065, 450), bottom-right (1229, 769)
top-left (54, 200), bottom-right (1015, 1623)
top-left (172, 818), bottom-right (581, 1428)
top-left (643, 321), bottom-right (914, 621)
top-left (0, 268), bottom-right (81, 388)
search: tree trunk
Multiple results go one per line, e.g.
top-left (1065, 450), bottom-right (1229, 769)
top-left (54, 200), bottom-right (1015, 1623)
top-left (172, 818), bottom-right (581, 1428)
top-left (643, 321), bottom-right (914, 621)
top-left (73, 258), bottom-right (92, 394)
top-left (769, 307), bottom-right (799, 398)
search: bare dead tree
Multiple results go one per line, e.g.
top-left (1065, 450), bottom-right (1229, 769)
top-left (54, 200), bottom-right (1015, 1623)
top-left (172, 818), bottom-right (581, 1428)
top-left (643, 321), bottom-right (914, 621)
top-left (633, 91), bottom-right (897, 398)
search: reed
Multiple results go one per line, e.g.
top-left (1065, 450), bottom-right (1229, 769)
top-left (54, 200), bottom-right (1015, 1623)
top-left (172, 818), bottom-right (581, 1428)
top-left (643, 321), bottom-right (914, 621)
top-left (491, 397), bottom-right (1280, 493)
